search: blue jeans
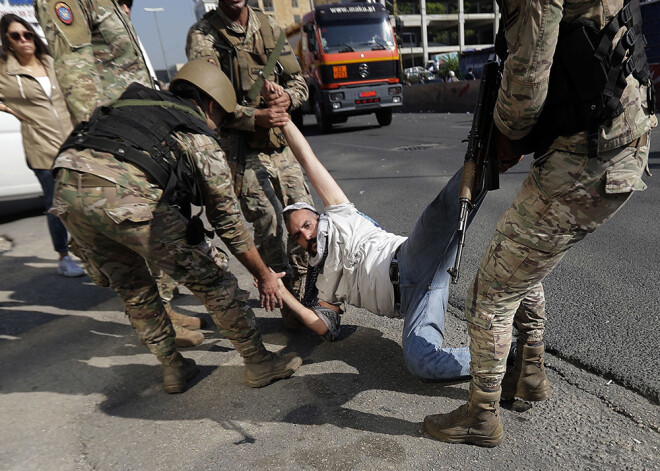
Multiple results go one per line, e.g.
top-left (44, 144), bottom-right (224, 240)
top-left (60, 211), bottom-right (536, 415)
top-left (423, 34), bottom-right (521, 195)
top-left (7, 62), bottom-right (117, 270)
top-left (398, 169), bottom-right (483, 380)
top-left (34, 169), bottom-right (68, 254)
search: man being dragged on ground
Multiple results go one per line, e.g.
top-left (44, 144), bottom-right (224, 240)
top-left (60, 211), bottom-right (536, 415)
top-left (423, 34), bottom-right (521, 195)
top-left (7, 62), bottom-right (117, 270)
top-left (257, 84), bottom-right (485, 381)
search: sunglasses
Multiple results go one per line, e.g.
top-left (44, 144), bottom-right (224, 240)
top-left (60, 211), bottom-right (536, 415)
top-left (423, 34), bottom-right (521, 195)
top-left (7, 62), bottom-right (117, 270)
top-left (8, 31), bottom-right (34, 42)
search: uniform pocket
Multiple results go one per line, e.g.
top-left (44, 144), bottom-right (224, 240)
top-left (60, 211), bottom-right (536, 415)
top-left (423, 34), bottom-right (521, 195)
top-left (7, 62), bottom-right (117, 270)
top-left (605, 141), bottom-right (648, 194)
top-left (49, 196), bottom-right (69, 218)
top-left (104, 203), bottom-right (153, 224)
top-left (533, 150), bottom-right (588, 199)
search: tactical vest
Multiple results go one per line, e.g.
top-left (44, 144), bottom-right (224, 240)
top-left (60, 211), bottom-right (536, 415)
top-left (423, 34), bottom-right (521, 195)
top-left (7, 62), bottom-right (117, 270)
top-left (60, 83), bottom-right (220, 208)
top-left (201, 8), bottom-right (300, 106)
top-left (201, 9), bottom-right (301, 150)
top-left (507, 0), bottom-right (654, 158)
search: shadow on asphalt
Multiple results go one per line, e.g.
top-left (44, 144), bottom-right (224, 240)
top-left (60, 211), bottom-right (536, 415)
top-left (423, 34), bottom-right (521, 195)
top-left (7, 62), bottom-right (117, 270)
top-left (0, 255), bottom-right (116, 336)
top-left (1, 258), bottom-right (468, 439)
top-left (91, 313), bottom-right (467, 439)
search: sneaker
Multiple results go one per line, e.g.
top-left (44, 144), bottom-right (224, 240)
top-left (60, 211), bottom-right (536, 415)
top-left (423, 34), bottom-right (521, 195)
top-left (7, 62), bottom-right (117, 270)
top-left (315, 307), bottom-right (341, 341)
top-left (58, 256), bottom-right (85, 277)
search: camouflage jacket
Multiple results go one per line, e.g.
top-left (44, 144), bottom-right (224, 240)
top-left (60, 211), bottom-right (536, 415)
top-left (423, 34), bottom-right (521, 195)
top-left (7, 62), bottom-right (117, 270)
top-left (35, 0), bottom-right (153, 124)
top-left (185, 6), bottom-right (308, 135)
top-left (495, 0), bottom-right (657, 154)
top-left (53, 131), bottom-right (255, 255)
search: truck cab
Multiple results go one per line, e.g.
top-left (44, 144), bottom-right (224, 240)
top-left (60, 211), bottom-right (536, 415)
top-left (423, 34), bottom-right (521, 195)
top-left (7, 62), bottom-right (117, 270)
top-left (291, 2), bottom-right (403, 131)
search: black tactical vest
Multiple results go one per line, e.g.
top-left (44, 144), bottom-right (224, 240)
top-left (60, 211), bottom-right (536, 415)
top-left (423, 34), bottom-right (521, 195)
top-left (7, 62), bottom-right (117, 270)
top-left (60, 83), bottom-right (220, 207)
top-left (507, 0), bottom-right (654, 158)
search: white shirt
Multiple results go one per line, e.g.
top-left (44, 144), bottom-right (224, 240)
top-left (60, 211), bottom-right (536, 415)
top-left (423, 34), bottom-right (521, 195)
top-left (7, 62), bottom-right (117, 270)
top-left (315, 203), bottom-right (406, 318)
top-left (35, 75), bottom-right (51, 98)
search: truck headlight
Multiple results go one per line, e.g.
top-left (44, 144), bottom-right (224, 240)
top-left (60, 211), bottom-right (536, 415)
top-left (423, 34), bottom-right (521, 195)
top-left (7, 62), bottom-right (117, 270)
top-left (392, 96), bottom-right (401, 103)
top-left (330, 92), bottom-right (345, 102)
top-left (388, 86), bottom-right (402, 96)
top-left (332, 102), bottom-right (342, 109)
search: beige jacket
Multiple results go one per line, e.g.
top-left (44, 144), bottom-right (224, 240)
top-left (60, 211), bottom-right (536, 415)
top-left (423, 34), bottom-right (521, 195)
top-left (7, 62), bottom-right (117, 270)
top-left (0, 54), bottom-right (73, 170)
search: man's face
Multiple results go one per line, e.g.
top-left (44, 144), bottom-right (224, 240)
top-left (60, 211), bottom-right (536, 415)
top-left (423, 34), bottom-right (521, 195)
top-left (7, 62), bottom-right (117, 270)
top-left (221, 0), bottom-right (247, 15)
top-left (286, 209), bottom-right (319, 256)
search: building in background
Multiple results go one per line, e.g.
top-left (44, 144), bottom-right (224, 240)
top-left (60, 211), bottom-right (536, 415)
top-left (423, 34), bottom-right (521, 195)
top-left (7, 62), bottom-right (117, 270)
top-left (394, 0), bottom-right (498, 70)
top-left (193, 0), bottom-right (312, 28)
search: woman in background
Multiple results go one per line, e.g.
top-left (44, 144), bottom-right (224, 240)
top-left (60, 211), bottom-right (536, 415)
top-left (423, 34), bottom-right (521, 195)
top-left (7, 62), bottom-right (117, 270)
top-left (0, 14), bottom-right (83, 276)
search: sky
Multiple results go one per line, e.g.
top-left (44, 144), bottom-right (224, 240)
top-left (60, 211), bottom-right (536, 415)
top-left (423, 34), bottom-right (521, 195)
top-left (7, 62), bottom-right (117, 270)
top-left (130, 0), bottom-right (206, 71)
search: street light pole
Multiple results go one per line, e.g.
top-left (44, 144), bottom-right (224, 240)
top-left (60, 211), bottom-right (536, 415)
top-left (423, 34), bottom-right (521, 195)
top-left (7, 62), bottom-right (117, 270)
top-left (144, 7), bottom-right (170, 81)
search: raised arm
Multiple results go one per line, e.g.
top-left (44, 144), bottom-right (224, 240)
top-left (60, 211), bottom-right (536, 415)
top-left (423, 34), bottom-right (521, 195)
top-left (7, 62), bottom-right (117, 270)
top-left (281, 122), bottom-right (349, 207)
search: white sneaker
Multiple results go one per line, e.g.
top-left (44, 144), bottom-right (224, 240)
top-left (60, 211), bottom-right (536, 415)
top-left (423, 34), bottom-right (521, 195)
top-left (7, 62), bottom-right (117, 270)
top-left (58, 256), bottom-right (85, 277)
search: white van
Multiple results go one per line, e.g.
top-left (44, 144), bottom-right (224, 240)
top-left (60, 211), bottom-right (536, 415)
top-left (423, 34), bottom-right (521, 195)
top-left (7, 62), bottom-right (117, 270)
top-left (0, 112), bottom-right (42, 204)
top-left (0, 2), bottom-right (46, 208)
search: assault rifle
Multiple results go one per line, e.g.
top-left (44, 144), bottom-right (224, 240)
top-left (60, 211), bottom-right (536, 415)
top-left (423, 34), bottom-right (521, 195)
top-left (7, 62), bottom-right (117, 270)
top-left (447, 60), bottom-right (502, 284)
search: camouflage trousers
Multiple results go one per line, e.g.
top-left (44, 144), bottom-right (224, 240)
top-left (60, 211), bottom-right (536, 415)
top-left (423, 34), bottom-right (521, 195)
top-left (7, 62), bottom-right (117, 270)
top-left (52, 171), bottom-right (263, 360)
top-left (466, 136), bottom-right (650, 391)
top-left (235, 145), bottom-right (313, 298)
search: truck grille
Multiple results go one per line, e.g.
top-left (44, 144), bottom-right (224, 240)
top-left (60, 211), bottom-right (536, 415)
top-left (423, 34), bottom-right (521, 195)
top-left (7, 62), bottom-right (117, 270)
top-left (320, 60), bottom-right (398, 84)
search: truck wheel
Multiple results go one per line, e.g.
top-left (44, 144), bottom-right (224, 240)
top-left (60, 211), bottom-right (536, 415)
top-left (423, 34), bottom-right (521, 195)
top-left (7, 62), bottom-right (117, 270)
top-left (291, 109), bottom-right (304, 128)
top-left (376, 109), bottom-right (393, 126)
top-left (314, 99), bottom-right (332, 132)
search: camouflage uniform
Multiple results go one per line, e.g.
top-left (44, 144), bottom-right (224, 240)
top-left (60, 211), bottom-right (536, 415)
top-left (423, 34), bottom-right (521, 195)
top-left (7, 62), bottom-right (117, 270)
top-left (50, 131), bottom-right (263, 359)
top-left (186, 7), bottom-right (313, 300)
top-left (35, 0), bottom-right (179, 306)
top-left (467, 0), bottom-right (657, 391)
top-left (34, 0), bottom-right (154, 123)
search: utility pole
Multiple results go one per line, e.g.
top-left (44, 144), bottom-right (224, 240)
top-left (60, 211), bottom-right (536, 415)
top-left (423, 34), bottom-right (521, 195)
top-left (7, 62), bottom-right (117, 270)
top-left (144, 7), bottom-right (170, 81)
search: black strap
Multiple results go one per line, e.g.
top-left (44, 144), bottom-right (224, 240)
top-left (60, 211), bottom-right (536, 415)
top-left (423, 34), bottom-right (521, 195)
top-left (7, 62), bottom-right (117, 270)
top-left (61, 135), bottom-right (171, 189)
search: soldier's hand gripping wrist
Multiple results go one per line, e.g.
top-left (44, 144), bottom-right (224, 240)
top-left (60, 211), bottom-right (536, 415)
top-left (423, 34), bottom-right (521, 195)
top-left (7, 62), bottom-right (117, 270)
top-left (261, 80), bottom-right (292, 110)
top-left (257, 269), bottom-right (285, 311)
top-left (255, 107), bottom-right (290, 129)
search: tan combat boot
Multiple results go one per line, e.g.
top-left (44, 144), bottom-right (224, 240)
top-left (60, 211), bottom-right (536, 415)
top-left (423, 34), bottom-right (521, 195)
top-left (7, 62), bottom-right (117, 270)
top-left (159, 351), bottom-right (199, 394)
top-left (501, 341), bottom-right (551, 402)
top-left (173, 323), bottom-right (204, 348)
top-left (424, 382), bottom-right (504, 447)
top-left (165, 303), bottom-right (206, 330)
top-left (244, 348), bottom-right (303, 388)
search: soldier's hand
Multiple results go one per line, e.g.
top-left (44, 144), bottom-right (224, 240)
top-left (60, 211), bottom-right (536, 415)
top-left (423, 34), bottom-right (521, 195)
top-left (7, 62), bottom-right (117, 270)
top-left (255, 107), bottom-right (290, 129)
top-left (261, 79), bottom-right (284, 97)
top-left (257, 270), bottom-right (285, 311)
top-left (495, 128), bottom-right (524, 173)
top-left (262, 80), bottom-right (292, 110)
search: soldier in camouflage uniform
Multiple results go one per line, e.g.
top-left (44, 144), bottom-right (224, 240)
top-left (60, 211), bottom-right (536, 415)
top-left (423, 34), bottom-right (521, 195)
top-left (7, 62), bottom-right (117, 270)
top-left (49, 60), bottom-right (303, 393)
top-left (35, 0), bottom-right (205, 346)
top-left (186, 0), bottom-right (313, 329)
top-left (424, 0), bottom-right (656, 447)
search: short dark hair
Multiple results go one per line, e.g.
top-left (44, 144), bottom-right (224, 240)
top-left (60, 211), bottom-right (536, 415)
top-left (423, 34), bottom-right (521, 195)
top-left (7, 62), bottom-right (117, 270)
top-left (117, 0), bottom-right (133, 9)
top-left (0, 14), bottom-right (50, 61)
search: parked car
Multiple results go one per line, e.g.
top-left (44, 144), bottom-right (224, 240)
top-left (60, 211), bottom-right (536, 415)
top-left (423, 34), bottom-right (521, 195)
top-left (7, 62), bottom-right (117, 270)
top-left (0, 112), bottom-right (42, 204)
top-left (403, 66), bottom-right (434, 85)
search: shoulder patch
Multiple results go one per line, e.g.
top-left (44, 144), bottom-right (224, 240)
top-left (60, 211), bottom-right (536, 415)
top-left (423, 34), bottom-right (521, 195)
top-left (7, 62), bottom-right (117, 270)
top-left (55, 2), bottom-right (74, 24)
top-left (44, 0), bottom-right (90, 48)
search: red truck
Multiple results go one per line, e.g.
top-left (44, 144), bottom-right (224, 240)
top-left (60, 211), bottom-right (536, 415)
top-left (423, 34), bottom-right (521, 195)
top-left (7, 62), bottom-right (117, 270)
top-left (287, 2), bottom-right (403, 132)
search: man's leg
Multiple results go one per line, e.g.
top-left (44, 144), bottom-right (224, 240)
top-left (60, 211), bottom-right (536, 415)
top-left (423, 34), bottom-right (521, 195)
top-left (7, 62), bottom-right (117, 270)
top-left (240, 150), bottom-right (304, 329)
top-left (149, 264), bottom-right (206, 347)
top-left (399, 169), bottom-right (483, 380)
top-left (135, 202), bottom-right (302, 388)
top-left (501, 283), bottom-right (551, 401)
top-left (53, 180), bottom-right (195, 393)
top-left (425, 138), bottom-right (649, 446)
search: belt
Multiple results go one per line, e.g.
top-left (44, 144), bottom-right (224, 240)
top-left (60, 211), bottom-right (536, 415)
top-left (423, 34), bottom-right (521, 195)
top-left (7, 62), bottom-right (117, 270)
top-left (57, 169), bottom-right (116, 187)
top-left (389, 245), bottom-right (402, 309)
top-left (627, 132), bottom-right (648, 148)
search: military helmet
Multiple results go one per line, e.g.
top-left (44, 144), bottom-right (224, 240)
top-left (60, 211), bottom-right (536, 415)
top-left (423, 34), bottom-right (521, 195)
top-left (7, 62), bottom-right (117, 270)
top-left (171, 59), bottom-right (237, 114)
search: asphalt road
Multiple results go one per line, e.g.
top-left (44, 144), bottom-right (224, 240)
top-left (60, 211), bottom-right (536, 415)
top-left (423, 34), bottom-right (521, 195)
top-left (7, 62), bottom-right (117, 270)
top-left (0, 113), bottom-right (658, 470)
